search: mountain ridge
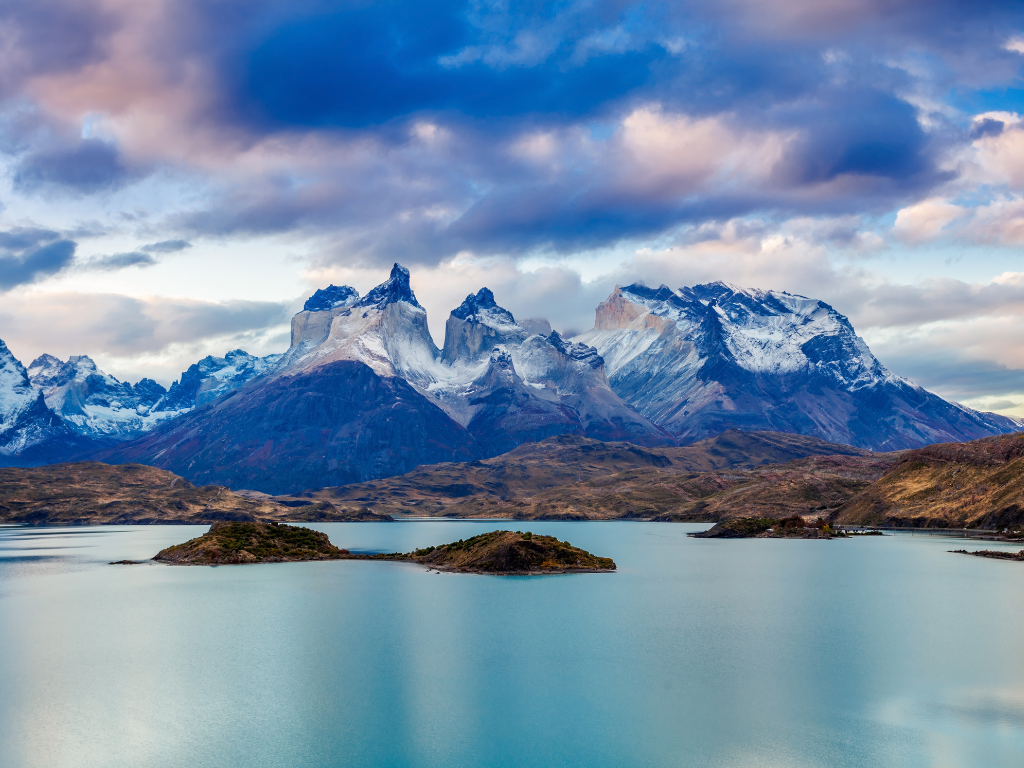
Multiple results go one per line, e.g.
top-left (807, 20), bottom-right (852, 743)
top-left (0, 266), bottom-right (1019, 478)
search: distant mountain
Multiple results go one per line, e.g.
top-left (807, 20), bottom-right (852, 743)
top-left (0, 341), bottom-right (98, 466)
top-left (24, 349), bottom-right (282, 441)
top-left (27, 354), bottom-right (181, 439)
top-left (574, 282), bottom-right (1020, 451)
top-left (157, 349), bottom-right (283, 412)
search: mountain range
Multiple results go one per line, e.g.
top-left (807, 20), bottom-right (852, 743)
top-left (0, 264), bottom-right (1019, 492)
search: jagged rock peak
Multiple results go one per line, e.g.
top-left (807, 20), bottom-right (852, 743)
top-left (354, 263), bottom-right (422, 310)
top-left (451, 288), bottom-right (516, 327)
top-left (546, 331), bottom-right (604, 369)
top-left (303, 285), bottom-right (360, 312)
top-left (27, 354), bottom-right (66, 388)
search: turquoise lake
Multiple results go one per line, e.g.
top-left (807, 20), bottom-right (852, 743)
top-left (2, 521), bottom-right (1024, 767)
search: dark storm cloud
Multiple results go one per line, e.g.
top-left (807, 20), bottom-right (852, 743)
top-left (4, 0), bottom-right (1024, 258)
top-left (0, 228), bottom-right (76, 290)
top-left (238, 0), bottom-right (658, 128)
top-left (13, 138), bottom-right (133, 194)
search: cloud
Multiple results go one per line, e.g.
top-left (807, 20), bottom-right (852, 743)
top-left (0, 228), bottom-right (76, 290)
top-left (141, 239), bottom-right (191, 253)
top-left (83, 251), bottom-right (159, 270)
top-left (13, 137), bottom-right (132, 194)
top-left (892, 198), bottom-right (967, 243)
top-left (0, 291), bottom-right (291, 385)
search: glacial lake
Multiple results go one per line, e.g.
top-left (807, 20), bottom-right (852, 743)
top-left (2, 522), bottom-right (1024, 768)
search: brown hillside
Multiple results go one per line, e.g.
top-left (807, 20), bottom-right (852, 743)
top-left (835, 432), bottom-right (1024, 529)
top-left (0, 462), bottom-right (392, 525)
top-left (308, 431), bottom-right (884, 521)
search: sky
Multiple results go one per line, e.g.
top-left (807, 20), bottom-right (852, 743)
top-left (1, 0), bottom-right (1024, 416)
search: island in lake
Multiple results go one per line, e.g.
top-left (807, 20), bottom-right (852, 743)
top-left (153, 523), bottom-right (615, 574)
top-left (691, 516), bottom-right (851, 539)
top-left (951, 549), bottom-right (1024, 562)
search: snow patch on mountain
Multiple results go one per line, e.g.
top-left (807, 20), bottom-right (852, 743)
top-left (160, 350), bottom-right (283, 411)
top-left (24, 349), bottom-right (283, 441)
top-left (580, 281), bottom-right (899, 391)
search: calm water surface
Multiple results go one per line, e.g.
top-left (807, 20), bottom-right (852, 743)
top-left (2, 521), bottom-right (1024, 768)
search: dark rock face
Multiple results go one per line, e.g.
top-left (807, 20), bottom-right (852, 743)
top-left (451, 288), bottom-right (515, 324)
top-left (353, 263), bottom-right (421, 309)
top-left (303, 284), bottom-right (359, 311)
top-left (98, 360), bottom-right (481, 494)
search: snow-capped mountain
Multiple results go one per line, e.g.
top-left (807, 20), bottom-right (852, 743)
top-left (25, 349), bottom-right (282, 440)
top-left (436, 289), bottom-right (673, 451)
top-left (0, 341), bottom-right (95, 465)
top-left (284, 264), bottom-right (439, 386)
top-left (27, 354), bottom-right (181, 439)
top-left (99, 265), bottom-right (672, 491)
top-left (574, 281), bottom-right (1020, 450)
top-left (282, 274), bottom-right (671, 449)
top-left (6, 267), bottom-right (1020, 485)
top-left (158, 350), bottom-right (283, 411)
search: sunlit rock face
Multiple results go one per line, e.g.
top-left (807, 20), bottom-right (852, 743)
top-left (575, 282), bottom-right (1020, 450)
top-left (291, 285), bottom-right (360, 349)
top-left (441, 288), bottom-right (529, 363)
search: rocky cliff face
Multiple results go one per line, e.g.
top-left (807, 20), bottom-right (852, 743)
top-left (574, 282), bottom-right (1019, 451)
top-left (283, 264), bottom-right (440, 387)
